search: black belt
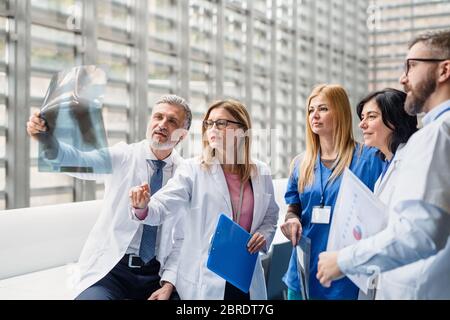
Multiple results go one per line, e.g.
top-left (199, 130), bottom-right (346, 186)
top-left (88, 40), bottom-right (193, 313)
top-left (126, 254), bottom-right (146, 268)
top-left (121, 254), bottom-right (160, 274)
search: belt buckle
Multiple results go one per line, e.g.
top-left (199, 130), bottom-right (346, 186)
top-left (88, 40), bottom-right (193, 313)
top-left (128, 254), bottom-right (142, 268)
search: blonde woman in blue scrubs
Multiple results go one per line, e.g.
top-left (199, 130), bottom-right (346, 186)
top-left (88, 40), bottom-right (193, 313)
top-left (280, 84), bottom-right (383, 300)
top-left (316, 88), bottom-right (417, 299)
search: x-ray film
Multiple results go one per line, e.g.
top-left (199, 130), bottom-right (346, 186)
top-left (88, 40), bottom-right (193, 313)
top-left (37, 65), bottom-right (112, 174)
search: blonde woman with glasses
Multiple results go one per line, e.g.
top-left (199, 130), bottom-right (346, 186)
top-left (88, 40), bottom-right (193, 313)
top-left (129, 99), bottom-right (279, 300)
top-left (280, 84), bottom-right (383, 300)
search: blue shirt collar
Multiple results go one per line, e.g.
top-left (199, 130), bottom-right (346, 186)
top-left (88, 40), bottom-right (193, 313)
top-left (422, 99), bottom-right (450, 126)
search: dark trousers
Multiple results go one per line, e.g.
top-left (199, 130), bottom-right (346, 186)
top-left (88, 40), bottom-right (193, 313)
top-left (224, 281), bottom-right (250, 300)
top-left (75, 255), bottom-right (179, 300)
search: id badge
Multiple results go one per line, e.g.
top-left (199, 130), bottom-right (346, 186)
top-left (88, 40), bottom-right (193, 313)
top-left (311, 206), bottom-right (331, 224)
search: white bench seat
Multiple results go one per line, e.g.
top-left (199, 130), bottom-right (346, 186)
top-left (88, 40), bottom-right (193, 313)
top-left (0, 179), bottom-right (289, 300)
top-left (0, 265), bottom-right (75, 300)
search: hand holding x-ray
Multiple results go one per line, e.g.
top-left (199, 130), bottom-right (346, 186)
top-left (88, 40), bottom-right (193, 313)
top-left (35, 65), bottom-right (112, 174)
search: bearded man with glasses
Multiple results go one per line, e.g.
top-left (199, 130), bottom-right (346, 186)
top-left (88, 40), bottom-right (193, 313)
top-left (317, 29), bottom-right (450, 299)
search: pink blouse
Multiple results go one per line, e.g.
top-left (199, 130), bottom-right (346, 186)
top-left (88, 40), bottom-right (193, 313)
top-left (223, 172), bottom-right (254, 232)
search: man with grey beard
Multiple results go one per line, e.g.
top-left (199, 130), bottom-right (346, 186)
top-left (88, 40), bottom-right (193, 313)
top-left (27, 95), bottom-right (192, 300)
top-left (316, 29), bottom-right (450, 299)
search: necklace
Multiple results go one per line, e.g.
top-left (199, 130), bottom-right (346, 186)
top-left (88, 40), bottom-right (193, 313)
top-left (320, 156), bottom-right (337, 169)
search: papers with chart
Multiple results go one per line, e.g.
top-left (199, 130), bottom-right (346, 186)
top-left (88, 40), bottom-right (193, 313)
top-left (327, 169), bottom-right (388, 293)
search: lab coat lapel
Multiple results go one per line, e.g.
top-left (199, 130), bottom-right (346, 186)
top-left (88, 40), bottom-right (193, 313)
top-left (375, 146), bottom-right (404, 197)
top-left (250, 169), bottom-right (264, 233)
top-left (375, 164), bottom-right (393, 197)
top-left (136, 140), bottom-right (150, 186)
top-left (210, 158), bottom-right (233, 215)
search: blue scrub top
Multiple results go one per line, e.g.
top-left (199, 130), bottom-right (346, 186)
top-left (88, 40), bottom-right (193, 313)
top-left (282, 144), bottom-right (383, 300)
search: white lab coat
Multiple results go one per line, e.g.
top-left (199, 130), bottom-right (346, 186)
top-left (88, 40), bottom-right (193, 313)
top-left (50, 140), bottom-right (185, 298)
top-left (339, 109), bottom-right (450, 299)
top-left (374, 133), bottom-right (450, 299)
top-left (373, 145), bottom-right (406, 209)
top-left (138, 157), bottom-right (279, 300)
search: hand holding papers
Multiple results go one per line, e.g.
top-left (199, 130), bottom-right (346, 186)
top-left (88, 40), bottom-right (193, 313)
top-left (326, 168), bottom-right (387, 294)
top-left (207, 214), bottom-right (258, 293)
top-left (296, 235), bottom-right (311, 300)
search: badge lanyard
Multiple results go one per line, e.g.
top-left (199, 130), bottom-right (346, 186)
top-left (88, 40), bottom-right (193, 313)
top-left (231, 182), bottom-right (245, 224)
top-left (312, 156), bottom-right (335, 225)
top-left (318, 156), bottom-right (336, 207)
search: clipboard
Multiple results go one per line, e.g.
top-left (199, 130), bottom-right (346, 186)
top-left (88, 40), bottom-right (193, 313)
top-left (295, 235), bottom-right (311, 300)
top-left (207, 214), bottom-right (258, 293)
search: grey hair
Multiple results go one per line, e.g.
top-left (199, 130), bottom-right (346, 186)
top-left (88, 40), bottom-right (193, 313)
top-left (155, 94), bottom-right (192, 130)
top-left (409, 29), bottom-right (450, 58)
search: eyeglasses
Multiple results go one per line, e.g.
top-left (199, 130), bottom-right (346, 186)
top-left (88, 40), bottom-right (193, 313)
top-left (404, 58), bottom-right (449, 76)
top-left (203, 119), bottom-right (243, 130)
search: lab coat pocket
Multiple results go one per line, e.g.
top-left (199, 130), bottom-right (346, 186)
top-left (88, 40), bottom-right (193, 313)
top-left (177, 249), bottom-right (202, 285)
top-left (377, 273), bottom-right (416, 300)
